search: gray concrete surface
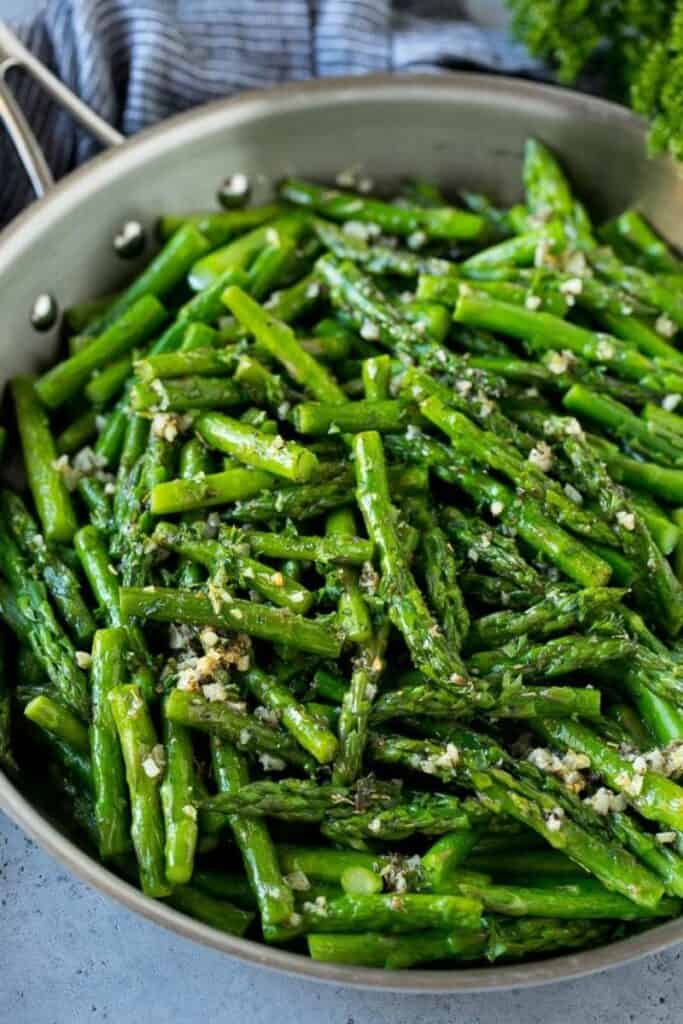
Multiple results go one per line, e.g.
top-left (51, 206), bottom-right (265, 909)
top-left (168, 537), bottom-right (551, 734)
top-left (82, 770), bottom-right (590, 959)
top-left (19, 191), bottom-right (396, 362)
top-left (0, 0), bottom-right (681, 1020)
top-left (1, 810), bottom-right (681, 1023)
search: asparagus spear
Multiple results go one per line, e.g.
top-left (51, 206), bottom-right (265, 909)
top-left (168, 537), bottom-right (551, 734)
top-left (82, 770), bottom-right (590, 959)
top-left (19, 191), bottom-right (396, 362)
top-left (120, 587), bottom-right (342, 658)
top-left (165, 885), bottom-right (254, 936)
top-left (369, 733), bottom-right (664, 909)
top-left (523, 139), bottom-right (576, 218)
top-left (391, 426), bottom-right (613, 587)
top-left (210, 735), bottom-right (296, 932)
top-left (312, 216), bottom-right (452, 277)
top-left (316, 255), bottom-right (451, 362)
top-left (165, 689), bottom-right (315, 772)
top-left (189, 214), bottom-right (306, 291)
top-left (439, 507), bottom-right (542, 590)
top-left (36, 296), bottom-right (167, 409)
top-left (534, 718), bottom-right (683, 832)
top-left (238, 525), bottom-right (373, 565)
top-left (452, 292), bottom-right (657, 384)
top-left (307, 918), bottom-right (612, 968)
top-left (222, 286), bottom-right (346, 403)
top-left (109, 684), bottom-right (170, 898)
top-left (465, 585), bottom-right (626, 652)
top-left (411, 502), bottom-right (469, 651)
top-left (468, 634), bottom-right (634, 684)
top-left (293, 891), bottom-right (483, 936)
top-left (454, 879), bottom-right (678, 920)
top-left (90, 628), bottom-right (130, 859)
top-left (131, 376), bottom-right (244, 412)
top-left (321, 791), bottom-right (489, 848)
top-left (333, 623), bottom-right (389, 786)
top-left (160, 701), bottom-right (199, 886)
top-left (617, 661), bottom-right (683, 747)
top-left (201, 776), bottom-right (401, 822)
top-left (545, 414), bottom-right (683, 636)
top-left (150, 466), bottom-right (276, 516)
top-left (563, 383), bottom-right (683, 465)
top-left (293, 398), bottom-right (414, 436)
top-left (114, 431), bottom-right (176, 589)
top-left (24, 694), bottom-right (90, 753)
top-left (175, 439), bottom-right (212, 587)
top-left (270, 888), bottom-right (483, 944)
top-left (74, 525), bottom-right (156, 701)
top-left (0, 490), bottom-right (95, 646)
top-left (196, 411), bottom-right (318, 483)
top-left (56, 409), bottom-right (99, 454)
top-left (134, 346), bottom-right (239, 381)
top-left (324, 508), bottom-right (373, 646)
top-left (0, 514), bottom-right (89, 719)
top-left (225, 476), bottom-right (354, 525)
top-left (158, 203), bottom-right (282, 244)
top-left (601, 210), bottom-right (682, 275)
top-left (422, 831), bottom-right (481, 888)
top-left (353, 431), bottom-right (469, 687)
top-left (459, 572), bottom-right (542, 610)
top-left (361, 354), bottom-right (393, 401)
top-left (419, 393), bottom-right (617, 547)
top-left (465, 848), bottom-right (582, 881)
top-left (370, 681), bottom-right (601, 722)
top-left (12, 377), bottom-right (78, 543)
top-left (589, 247), bottom-right (683, 328)
top-left (151, 522), bottom-right (314, 614)
top-left (243, 668), bottom-right (339, 765)
top-left (279, 179), bottom-right (484, 240)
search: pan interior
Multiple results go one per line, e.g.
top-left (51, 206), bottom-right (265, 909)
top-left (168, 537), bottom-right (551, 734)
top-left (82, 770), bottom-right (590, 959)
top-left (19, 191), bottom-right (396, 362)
top-left (1, 73), bottom-right (682, 991)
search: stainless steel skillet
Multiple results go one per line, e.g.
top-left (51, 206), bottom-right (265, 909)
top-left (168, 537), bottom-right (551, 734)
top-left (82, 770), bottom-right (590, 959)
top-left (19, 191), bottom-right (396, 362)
top-left (1, 21), bottom-right (682, 992)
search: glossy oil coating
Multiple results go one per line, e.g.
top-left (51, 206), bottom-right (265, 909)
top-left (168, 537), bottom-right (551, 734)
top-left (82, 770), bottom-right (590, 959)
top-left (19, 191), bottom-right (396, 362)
top-left (2, 73), bottom-right (683, 990)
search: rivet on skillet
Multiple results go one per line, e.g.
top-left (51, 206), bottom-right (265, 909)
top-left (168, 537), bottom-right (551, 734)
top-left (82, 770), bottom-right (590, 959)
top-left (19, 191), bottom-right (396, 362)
top-left (218, 173), bottom-right (251, 208)
top-left (113, 220), bottom-right (146, 259)
top-left (30, 293), bottom-right (59, 331)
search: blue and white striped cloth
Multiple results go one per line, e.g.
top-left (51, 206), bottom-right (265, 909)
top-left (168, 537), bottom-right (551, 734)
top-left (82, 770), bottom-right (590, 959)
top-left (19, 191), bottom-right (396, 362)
top-left (1, 0), bottom-right (541, 226)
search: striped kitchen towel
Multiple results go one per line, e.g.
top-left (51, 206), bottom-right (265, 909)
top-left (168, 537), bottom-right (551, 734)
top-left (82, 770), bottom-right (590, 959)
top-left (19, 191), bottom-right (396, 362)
top-left (1, 0), bottom-right (541, 226)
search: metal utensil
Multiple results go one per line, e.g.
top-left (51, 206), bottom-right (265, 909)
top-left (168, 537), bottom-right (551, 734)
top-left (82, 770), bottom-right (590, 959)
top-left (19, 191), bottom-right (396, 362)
top-left (0, 21), bottom-right (122, 194)
top-left (1, 20), bottom-right (682, 991)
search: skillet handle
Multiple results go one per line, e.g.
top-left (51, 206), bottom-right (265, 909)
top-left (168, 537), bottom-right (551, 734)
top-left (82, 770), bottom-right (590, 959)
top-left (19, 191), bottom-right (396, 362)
top-left (0, 21), bottom-right (124, 198)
